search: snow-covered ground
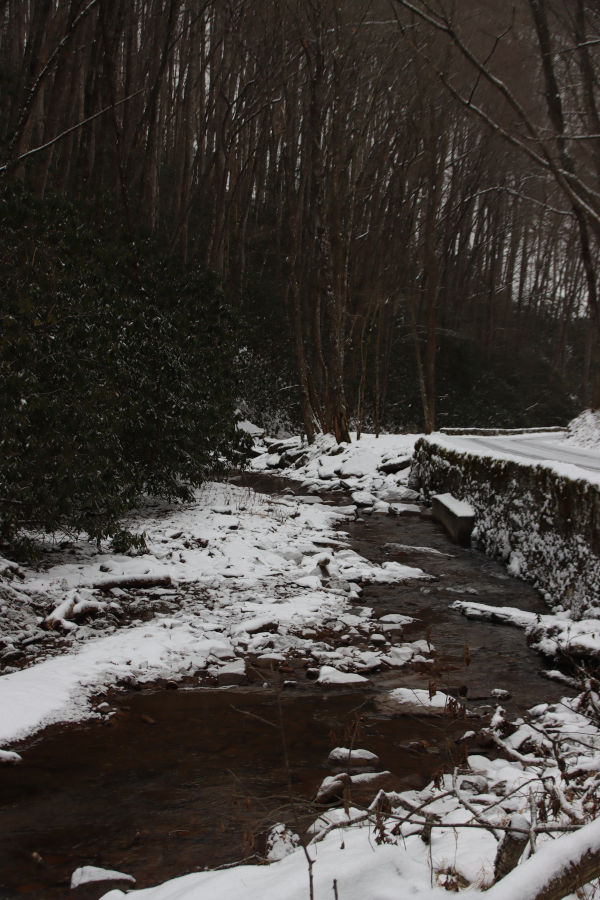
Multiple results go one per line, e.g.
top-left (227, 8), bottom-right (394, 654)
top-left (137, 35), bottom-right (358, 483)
top-left (0, 477), bottom-right (432, 747)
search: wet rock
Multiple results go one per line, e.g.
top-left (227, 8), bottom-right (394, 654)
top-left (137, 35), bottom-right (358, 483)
top-left (491, 688), bottom-right (511, 700)
top-left (215, 659), bottom-right (246, 685)
top-left (116, 673), bottom-right (141, 690)
top-left (316, 772), bottom-right (351, 802)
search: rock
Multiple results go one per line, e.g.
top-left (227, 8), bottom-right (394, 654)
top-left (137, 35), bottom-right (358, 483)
top-left (379, 613), bottom-right (414, 625)
top-left (354, 652), bottom-right (382, 673)
top-left (457, 774), bottom-right (488, 793)
top-left (377, 457), bottom-right (412, 474)
top-left (208, 643), bottom-right (236, 660)
top-left (70, 865), bottom-right (135, 898)
top-left (370, 633), bottom-right (386, 645)
top-left (233, 616), bottom-right (279, 636)
top-left (0, 749), bottom-right (22, 764)
top-left (379, 486), bottom-right (414, 503)
top-left (317, 666), bottom-right (369, 685)
top-left (328, 747), bottom-right (380, 767)
top-left (249, 445), bottom-right (268, 458)
top-left (351, 491), bottom-right (375, 508)
top-left (316, 772), bottom-right (351, 802)
top-left (389, 503), bottom-right (421, 515)
top-left (257, 652), bottom-right (285, 664)
top-left (431, 493), bottom-right (475, 546)
top-left (282, 447), bottom-right (307, 465)
top-left (266, 823), bottom-right (300, 860)
top-left (116, 673), bottom-right (140, 690)
top-left (382, 646), bottom-right (413, 667)
top-left (215, 659), bottom-right (246, 685)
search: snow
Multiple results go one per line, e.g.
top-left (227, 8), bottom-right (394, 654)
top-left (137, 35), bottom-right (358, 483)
top-left (317, 665), bottom-right (369, 685)
top-left (566, 408), bottom-right (600, 448)
top-left (250, 433), bottom-right (422, 509)
top-left (424, 430), bottom-right (600, 483)
top-left (71, 865), bottom-right (135, 888)
top-left (384, 687), bottom-right (455, 712)
top-left (416, 429), bottom-right (600, 619)
top-left (432, 492), bottom-right (475, 517)
top-left (0, 748), bottom-right (22, 764)
top-left (0, 480), bottom-right (429, 746)
top-left (328, 747), bottom-right (379, 765)
top-left (454, 599), bottom-right (600, 659)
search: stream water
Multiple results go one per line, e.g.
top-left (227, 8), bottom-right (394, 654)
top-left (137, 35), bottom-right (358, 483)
top-left (0, 476), bottom-right (570, 898)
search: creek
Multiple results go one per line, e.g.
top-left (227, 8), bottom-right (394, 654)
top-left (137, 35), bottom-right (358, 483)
top-left (0, 476), bottom-right (569, 897)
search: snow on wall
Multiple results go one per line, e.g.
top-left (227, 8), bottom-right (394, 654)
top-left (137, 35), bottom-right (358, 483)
top-left (413, 435), bottom-right (600, 618)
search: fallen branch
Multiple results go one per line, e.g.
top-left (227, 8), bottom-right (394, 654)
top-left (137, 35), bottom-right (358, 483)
top-left (92, 575), bottom-right (173, 591)
top-left (485, 814), bottom-right (600, 900)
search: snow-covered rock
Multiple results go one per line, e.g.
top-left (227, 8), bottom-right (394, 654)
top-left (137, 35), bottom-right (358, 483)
top-left (70, 865), bottom-right (135, 890)
top-left (0, 749), bottom-right (22, 764)
top-left (317, 666), bottom-right (369, 685)
top-left (265, 824), bottom-right (300, 861)
top-left (328, 747), bottom-right (379, 766)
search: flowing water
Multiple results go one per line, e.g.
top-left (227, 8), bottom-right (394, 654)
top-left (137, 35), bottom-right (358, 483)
top-left (0, 476), bottom-right (569, 898)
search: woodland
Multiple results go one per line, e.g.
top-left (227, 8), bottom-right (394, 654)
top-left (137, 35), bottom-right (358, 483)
top-left (1, 0), bottom-right (599, 539)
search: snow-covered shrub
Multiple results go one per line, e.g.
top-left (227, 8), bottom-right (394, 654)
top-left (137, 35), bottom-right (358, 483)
top-left (567, 409), bottom-right (600, 448)
top-left (0, 190), bottom-right (250, 546)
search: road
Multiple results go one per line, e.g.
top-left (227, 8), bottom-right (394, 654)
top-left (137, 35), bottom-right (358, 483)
top-left (453, 432), bottom-right (600, 475)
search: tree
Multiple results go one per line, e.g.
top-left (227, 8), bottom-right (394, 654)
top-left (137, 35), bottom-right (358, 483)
top-left (391, 0), bottom-right (600, 407)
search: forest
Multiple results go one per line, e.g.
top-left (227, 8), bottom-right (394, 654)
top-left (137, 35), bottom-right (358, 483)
top-left (1, 0), bottom-right (599, 538)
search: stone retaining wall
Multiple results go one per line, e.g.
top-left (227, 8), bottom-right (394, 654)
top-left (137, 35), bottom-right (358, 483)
top-left (412, 436), bottom-right (600, 617)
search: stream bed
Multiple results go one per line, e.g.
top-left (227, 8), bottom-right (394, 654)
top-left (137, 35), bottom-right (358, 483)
top-left (0, 477), bottom-right (570, 898)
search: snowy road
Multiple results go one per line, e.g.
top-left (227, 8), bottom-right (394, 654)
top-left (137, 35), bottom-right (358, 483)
top-left (451, 432), bottom-right (600, 474)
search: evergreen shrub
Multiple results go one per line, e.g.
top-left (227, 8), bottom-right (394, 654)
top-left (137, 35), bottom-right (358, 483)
top-left (0, 189), bottom-right (249, 544)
